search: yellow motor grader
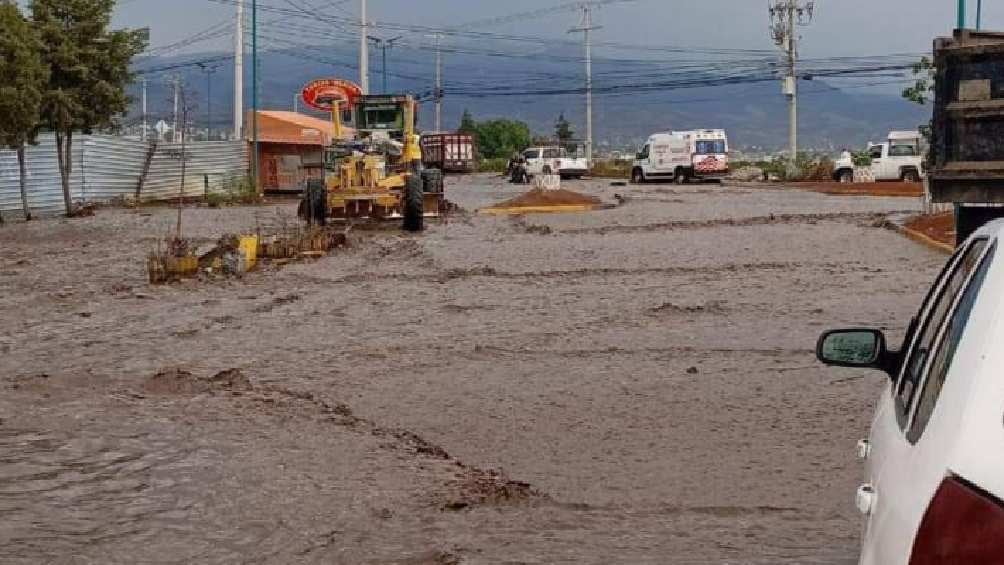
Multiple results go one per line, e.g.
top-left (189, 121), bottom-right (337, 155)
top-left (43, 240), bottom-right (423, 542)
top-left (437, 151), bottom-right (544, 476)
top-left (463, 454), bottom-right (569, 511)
top-left (299, 94), bottom-right (445, 232)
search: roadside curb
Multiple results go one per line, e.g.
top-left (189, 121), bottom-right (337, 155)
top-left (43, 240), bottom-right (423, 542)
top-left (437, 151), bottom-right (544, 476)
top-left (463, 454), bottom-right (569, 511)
top-left (888, 213), bottom-right (954, 255)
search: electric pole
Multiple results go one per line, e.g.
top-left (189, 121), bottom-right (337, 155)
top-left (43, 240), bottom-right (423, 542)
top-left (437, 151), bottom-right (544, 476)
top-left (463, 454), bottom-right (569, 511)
top-left (959, 0), bottom-right (967, 29)
top-left (252, 0), bottom-right (259, 187)
top-left (360, 0), bottom-right (370, 94)
top-left (171, 75), bottom-right (180, 143)
top-left (769, 1), bottom-right (814, 164)
top-left (234, 0), bottom-right (244, 140)
top-left (142, 77), bottom-right (148, 142)
top-left (435, 33), bottom-right (443, 132)
top-left (570, 5), bottom-right (599, 166)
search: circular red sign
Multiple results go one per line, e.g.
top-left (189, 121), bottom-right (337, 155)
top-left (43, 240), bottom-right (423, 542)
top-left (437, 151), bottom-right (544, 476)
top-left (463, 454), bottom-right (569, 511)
top-left (301, 79), bottom-right (362, 112)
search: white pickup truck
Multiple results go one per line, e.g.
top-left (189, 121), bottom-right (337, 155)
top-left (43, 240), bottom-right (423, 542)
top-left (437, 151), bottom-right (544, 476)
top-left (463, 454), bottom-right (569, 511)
top-left (833, 131), bottom-right (925, 183)
top-left (522, 146), bottom-right (589, 180)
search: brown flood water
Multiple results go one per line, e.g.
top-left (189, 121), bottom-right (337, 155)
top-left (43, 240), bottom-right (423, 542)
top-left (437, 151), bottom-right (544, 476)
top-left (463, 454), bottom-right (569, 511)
top-left (0, 175), bottom-right (946, 564)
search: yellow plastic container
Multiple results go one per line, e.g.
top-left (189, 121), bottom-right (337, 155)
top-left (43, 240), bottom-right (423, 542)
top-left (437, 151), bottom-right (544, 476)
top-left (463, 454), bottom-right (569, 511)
top-left (239, 235), bottom-right (259, 270)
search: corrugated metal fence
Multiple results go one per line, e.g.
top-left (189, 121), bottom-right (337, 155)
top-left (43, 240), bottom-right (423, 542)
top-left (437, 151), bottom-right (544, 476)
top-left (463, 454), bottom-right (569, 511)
top-left (0, 134), bottom-right (248, 218)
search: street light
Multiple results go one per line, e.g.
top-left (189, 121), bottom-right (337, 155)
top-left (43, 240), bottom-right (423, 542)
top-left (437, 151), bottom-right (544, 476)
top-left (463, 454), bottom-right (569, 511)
top-left (367, 34), bottom-right (403, 94)
top-left (197, 62), bottom-right (220, 140)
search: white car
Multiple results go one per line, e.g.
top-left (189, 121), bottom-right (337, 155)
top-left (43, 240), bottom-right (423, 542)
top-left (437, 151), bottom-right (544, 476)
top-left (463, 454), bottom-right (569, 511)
top-left (817, 220), bottom-right (1004, 564)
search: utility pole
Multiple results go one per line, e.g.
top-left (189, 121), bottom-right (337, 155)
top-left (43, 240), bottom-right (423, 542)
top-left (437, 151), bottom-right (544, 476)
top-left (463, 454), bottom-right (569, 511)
top-left (252, 0), bottom-right (259, 187)
top-left (171, 76), bottom-right (180, 143)
top-left (959, 0), bottom-right (967, 29)
top-left (294, 93), bottom-right (298, 113)
top-left (360, 0), bottom-right (370, 94)
top-left (977, 0), bottom-right (983, 29)
top-left (435, 33), bottom-right (443, 132)
top-left (142, 77), bottom-right (148, 142)
top-left (570, 5), bottom-right (599, 166)
top-left (234, 0), bottom-right (244, 140)
top-left (769, 1), bottom-right (814, 164)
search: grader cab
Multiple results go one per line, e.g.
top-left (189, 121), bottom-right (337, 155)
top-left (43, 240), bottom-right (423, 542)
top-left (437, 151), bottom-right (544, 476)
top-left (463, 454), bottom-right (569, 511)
top-left (299, 94), bottom-right (446, 232)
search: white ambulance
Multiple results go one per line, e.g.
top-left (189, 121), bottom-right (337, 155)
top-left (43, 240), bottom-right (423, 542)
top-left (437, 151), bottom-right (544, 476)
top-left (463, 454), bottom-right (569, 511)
top-left (631, 129), bottom-right (730, 184)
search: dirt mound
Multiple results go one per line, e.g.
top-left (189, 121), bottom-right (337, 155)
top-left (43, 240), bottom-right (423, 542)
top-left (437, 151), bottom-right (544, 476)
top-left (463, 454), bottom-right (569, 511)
top-left (143, 369), bottom-right (210, 395)
top-left (491, 188), bottom-right (602, 209)
top-left (143, 368), bottom-right (253, 395)
top-left (444, 468), bottom-right (544, 511)
top-left (788, 181), bottom-right (923, 198)
top-left (207, 368), bottom-right (254, 392)
top-left (906, 212), bottom-right (955, 246)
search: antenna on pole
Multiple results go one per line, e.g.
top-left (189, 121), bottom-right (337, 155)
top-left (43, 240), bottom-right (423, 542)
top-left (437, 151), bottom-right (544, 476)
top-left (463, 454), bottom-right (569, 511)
top-left (769, 1), bottom-right (814, 164)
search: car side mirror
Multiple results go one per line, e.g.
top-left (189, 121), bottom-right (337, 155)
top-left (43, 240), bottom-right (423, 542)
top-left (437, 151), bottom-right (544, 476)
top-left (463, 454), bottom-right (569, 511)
top-left (816, 329), bottom-right (887, 369)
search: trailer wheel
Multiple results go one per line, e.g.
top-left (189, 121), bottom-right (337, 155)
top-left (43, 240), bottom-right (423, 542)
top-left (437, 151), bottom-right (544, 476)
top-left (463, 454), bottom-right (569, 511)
top-left (631, 168), bottom-right (646, 184)
top-left (402, 175), bottom-right (424, 232)
top-left (900, 168), bottom-right (921, 183)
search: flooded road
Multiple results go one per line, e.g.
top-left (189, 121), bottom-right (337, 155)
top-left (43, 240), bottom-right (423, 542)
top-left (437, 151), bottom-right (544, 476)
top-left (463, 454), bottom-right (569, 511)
top-left (0, 175), bottom-right (946, 564)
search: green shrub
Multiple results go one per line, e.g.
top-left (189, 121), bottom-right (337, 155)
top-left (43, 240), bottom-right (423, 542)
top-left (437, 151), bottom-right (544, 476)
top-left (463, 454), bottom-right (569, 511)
top-left (206, 175), bottom-right (261, 207)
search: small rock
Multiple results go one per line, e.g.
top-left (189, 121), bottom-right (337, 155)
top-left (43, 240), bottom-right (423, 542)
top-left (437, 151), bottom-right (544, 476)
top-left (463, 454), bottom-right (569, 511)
top-left (78, 312), bottom-right (93, 318)
top-left (133, 293), bottom-right (152, 300)
top-left (686, 367), bottom-right (699, 375)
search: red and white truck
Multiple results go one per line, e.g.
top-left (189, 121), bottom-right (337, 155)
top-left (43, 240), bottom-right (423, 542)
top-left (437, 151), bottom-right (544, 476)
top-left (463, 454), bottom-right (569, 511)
top-left (420, 133), bottom-right (477, 173)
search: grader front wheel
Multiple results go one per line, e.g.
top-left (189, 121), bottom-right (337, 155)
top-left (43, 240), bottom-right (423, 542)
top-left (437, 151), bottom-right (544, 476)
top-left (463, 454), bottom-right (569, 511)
top-left (403, 175), bottom-right (424, 232)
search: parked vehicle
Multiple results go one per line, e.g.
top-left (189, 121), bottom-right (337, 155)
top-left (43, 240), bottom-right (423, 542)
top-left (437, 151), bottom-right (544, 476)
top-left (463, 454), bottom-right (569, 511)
top-left (522, 146), bottom-right (589, 180)
top-left (833, 131), bottom-right (925, 183)
top-left (816, 220), bottom-right (1004, 564)
top-left (420, 133), bottom-right (477, 173)
top-left (631, 129), bottom-right (729, 184)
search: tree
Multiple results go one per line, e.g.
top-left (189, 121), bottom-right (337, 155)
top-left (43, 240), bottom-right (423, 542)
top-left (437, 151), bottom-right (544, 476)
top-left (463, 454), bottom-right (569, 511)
top-left (902, 57), bottom-right (935, 105)
top-left (31, 0), bottom-right (147, 216)
top-left (0, 0), bottom-right (48, 222)
top-left (458, 109), bottom-right (476, 134)
top-left (555, 113), bottom-right (575, 152)
top-left (457, 111), bottom-right (531, 159)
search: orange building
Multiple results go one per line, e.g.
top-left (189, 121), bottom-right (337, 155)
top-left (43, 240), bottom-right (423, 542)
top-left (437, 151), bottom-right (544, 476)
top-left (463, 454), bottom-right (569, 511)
top-left (247, 111), bottom-right (354, 192)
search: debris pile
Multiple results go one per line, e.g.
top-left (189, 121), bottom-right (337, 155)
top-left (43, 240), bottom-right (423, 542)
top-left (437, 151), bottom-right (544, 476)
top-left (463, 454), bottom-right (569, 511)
top-left (147, 237), bottom-right (198, 284)
top-left (481, 188), bottom-right (605, 215)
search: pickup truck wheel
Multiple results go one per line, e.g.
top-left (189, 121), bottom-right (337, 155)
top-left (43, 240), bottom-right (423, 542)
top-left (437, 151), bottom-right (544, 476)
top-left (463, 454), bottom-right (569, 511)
top-left (901, 169), bottom-right (921, 183)
top-left (631, 168), bottom-right (646, 184)
top-left (838, 169), bottom-right (854, 183)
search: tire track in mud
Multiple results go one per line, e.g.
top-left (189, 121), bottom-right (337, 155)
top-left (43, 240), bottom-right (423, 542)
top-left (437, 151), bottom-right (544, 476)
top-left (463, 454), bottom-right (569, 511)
top-left (558, 210), bottom-right (914, 236)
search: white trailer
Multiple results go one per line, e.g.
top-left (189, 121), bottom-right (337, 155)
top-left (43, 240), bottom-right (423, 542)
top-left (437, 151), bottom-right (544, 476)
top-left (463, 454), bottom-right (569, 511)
top-left (632, 129), bottom-right (729, 184)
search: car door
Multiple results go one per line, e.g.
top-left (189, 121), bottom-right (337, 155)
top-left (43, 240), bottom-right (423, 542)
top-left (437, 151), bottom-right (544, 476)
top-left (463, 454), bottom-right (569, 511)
top-left (868, 145), bottom-right (889, 180)
top-left (524, 149), bottom-right (542, 175)
top-left (860, 238), bottom-right (994, 565)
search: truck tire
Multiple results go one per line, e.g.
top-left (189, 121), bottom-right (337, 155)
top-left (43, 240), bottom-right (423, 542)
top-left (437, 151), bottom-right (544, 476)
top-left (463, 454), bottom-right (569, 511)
top-left (837, 169), bottom-right (854, 183)
top-left (402, 175), bottom-right (424, 232)
top-left (674, 168), bottom-right (688, 185)
top-left (631, 168), bottom-right (646, 184)
top-left (900, 168), bottom-right (921, 183)
top-left (421, 169), bottom-right (444, 194)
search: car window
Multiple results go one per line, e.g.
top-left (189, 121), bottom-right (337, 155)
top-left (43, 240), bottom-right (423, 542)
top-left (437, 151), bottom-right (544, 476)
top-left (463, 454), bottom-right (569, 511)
top-left (896, 239), bottom-right (989, 422)
top-left (543, 148), bottom-right (561, 159)
top-left (870, 146), bottom-right (884, 159)
top-left (908, 244), bottom-right (996, 442)
top-left (524, 150), bottom-right (538, 160)
top-left (638, 145), bottom-right (650, 159)
top-left (889, 144), bottom-right (918, 157)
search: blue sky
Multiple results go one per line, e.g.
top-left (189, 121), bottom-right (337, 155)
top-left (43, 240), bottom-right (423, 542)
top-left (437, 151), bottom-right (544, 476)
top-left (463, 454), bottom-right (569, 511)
top-left (111, 0), bottom-right (989, 59)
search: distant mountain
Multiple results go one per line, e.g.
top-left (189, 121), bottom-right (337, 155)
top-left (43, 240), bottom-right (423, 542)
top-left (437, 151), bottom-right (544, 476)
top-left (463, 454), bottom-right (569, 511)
top-left (131, 47), bottom-right (930, 152)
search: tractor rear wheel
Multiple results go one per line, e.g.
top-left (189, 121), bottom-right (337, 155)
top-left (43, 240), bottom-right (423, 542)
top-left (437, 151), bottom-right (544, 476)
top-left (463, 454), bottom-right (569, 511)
top-left (299, 180), bottom-right (328, 226)
top-left (403, 175), bottom-right (424, 232)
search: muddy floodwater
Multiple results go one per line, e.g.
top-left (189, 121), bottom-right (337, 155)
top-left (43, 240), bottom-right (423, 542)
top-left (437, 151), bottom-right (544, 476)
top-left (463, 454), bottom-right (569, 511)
top-left (0, 175), bottom-right (946, 564)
